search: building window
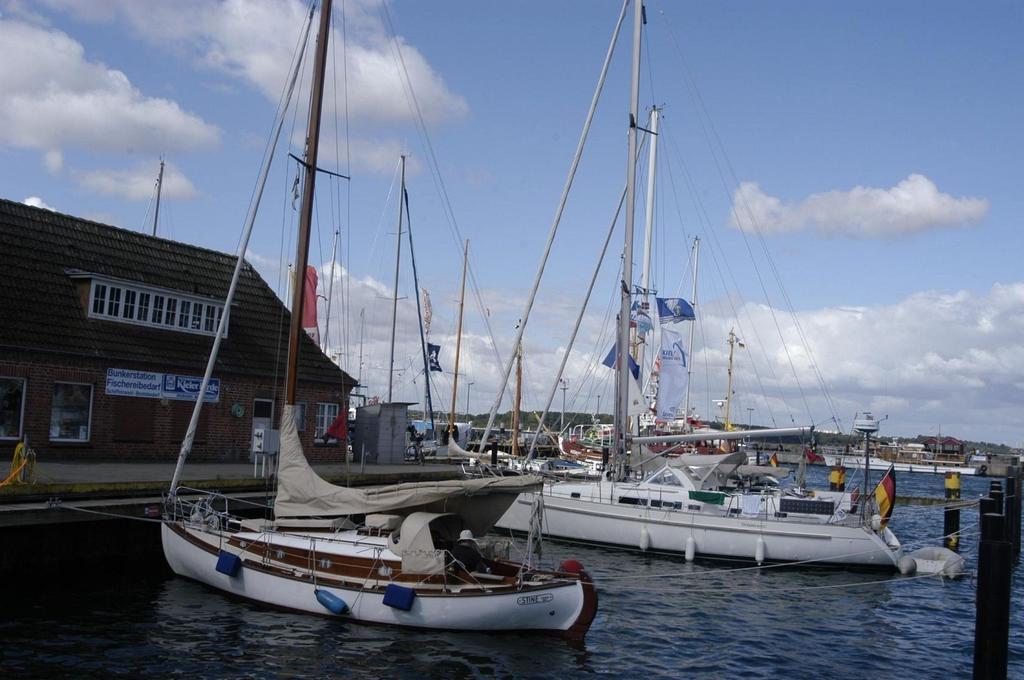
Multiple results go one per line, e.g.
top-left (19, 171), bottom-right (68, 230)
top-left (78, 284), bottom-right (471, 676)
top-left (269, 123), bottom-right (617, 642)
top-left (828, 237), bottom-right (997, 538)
top-left (165, 298), bottom-right (177, 327)
top-left (50, 382), bottom-right (93, 442)
top-left (92, 284), bottom-right (107, 315)
top-left (0, 377), bottom-right (26, 440)
top-left (178, 300), bottom-right (191, 328)
top-left (123, 289), bottom-right (136, 319)
top-left (86, 279), bottom-right (228, 338)
top-left (152, 295), bottom-right (164, 325)
top-left (107, 287), bottom-right (121, 316)
top-left (294, 402), bottom-right (307, 432)
top-left (137, 292), bottom-right (151, 322)
top-left (315, 403), bottom-right (340, 438)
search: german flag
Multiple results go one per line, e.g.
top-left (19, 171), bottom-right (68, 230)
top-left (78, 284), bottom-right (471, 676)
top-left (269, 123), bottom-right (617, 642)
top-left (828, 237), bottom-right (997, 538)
top-left (874, 465), bottom-right (896, 527)
top-left (769, 452), bottom-right (779, 467)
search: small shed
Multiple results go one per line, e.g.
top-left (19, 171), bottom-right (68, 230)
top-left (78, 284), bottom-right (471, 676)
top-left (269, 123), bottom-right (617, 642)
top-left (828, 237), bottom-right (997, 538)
top-left (351, 402), bottom-right (413, 464)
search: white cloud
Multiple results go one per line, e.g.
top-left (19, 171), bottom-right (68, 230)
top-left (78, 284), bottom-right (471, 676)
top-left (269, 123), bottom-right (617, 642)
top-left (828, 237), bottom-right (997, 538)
top-left (76, 161), bottom-right (198, 201)
top-left (23, 196), bottom-right (56, 211)
top-left (40, 0), bottom-right (467, 126)
top-left (35, 0), bottom-right (466, 176)
top-left (0, 18), bottom-right (219, 159)
top-left (239, 240), bottom-right (1024, 445)
top-left (730, 174), bottom-right (989, 238)
top-left (689, 284), bottom-right (1024, 445)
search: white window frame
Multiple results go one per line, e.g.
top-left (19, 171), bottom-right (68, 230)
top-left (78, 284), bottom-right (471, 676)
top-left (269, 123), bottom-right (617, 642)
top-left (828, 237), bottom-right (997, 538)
top-left (315, 402), bottom-right (340, 438)
top-left (49, 381), bottom-right (94, 443)
top-left (85, 277), bottom-right (228, 338)
top-left (0, 376), bottom-right (26, 441)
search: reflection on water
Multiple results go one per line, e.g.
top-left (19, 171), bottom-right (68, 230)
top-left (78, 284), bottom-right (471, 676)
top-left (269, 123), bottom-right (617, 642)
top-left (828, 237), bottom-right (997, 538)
top-left (2, 467), bottom-right (1021, 678)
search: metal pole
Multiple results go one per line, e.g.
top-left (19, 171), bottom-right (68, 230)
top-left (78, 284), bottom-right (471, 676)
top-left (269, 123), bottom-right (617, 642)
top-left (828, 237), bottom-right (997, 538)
top-left (465, 381), bottom-right (473, 419)
top-left (559, 379), bottom-right (567, 432)
top-left (386, 155), bottom-right (405, 403)
top-left (614, 0), bottom-right (644, 481)
top-left (169, 3), bottom-right (317, 495)
top-left (448, 240), bottom-right (469, 438)
top-left (682, 237), bottom-right (699, 424)
top-left (862, 428), bottom-right (871, 521)
top-left (944, 471), bottom-right (961, 551)
top-left (477, 0), bottom-right (630, 452)
top-left (152, 158), bottom-right (164, 237)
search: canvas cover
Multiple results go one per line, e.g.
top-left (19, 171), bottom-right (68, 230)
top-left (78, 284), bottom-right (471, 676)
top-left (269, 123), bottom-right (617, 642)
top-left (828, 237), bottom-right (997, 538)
top-left (387, 512), bottom-right (462, 574)
top-left (275, 405), bottom-right (540, 533)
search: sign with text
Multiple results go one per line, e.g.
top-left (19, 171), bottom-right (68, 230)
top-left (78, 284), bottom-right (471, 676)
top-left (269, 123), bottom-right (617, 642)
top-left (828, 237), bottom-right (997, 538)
top-left (105, 368), bottom-right (220, 403)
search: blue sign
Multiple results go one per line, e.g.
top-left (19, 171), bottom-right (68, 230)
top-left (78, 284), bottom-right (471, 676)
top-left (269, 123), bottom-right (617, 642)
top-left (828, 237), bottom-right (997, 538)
top-left (104, 367), bottom-right (219, 403)
top-left (162, 373), bottom-right (220, 403)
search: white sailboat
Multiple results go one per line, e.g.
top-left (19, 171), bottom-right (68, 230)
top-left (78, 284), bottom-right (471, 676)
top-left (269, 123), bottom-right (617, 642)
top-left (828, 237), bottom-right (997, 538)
top-left (496, 0), bottom-right (902, 570)
top-left (161, 0), bottom-right (597, 638)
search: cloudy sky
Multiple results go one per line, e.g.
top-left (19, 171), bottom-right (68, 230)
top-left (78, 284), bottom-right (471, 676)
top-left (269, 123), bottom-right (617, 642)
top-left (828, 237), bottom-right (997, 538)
top-left (2, 0), bottom-right (1022, 446)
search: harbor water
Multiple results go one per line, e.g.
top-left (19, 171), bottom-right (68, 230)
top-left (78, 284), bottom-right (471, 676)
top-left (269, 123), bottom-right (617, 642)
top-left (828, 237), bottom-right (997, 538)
top-left (3, 467), bottom-right (1022, 678)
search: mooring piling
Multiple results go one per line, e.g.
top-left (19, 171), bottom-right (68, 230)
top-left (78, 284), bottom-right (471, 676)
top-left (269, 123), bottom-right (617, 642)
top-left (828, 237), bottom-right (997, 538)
top-left (973, 504), bottom-right (1011, 680)
top-left (943, 471), bottom-right (961, 551)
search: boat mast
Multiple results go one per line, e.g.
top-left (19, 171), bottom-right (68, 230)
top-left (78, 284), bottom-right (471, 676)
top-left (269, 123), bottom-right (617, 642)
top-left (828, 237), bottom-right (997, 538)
top-left (637, 105), bottom-right (659, 376)
top-left (682, 237), bottom-right (699, 424)
top-left (167, 3), bottom-right (318, 495)
top-left (404, 183), bottom-right (436, 434)
top-left (448, 240), bottom-right (469, 439)
top-left (386, 155), bottom-right (406, 402)
top-left (152, 158), bottom-right (164, 237)
top-left (613, 0), bottom-right (644, 481)
top-left (723, 329), bottom-right (737, 431)
top-left (285, 0), bottom-right (334, 407)
top-left (512, 344), bottom-right (522, 457)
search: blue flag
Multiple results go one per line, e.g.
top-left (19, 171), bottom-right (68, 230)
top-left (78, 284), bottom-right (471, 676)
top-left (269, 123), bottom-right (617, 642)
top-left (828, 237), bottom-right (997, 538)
top-left (426, 343), bottom-right (443, 372)
top-left (631, 301), bottom-right (653, 335)
top-left (602, 343), bottom-right (640, 380)
top-left (656, 297), bottom-right (696, 323)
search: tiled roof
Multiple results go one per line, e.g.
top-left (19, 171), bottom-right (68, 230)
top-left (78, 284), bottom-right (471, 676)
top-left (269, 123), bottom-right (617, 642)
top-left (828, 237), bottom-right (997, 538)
top-left (0, 198), bottom-right (352, 386)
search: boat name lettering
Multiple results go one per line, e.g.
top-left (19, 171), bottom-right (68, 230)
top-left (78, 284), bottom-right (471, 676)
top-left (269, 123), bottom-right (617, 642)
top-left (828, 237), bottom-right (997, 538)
top-left (516, 593), bottom-right (554, 606)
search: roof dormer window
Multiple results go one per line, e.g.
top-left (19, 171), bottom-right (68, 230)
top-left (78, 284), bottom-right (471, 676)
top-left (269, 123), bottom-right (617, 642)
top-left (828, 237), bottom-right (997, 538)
top-left (85, 276), bottom-right (228, 338)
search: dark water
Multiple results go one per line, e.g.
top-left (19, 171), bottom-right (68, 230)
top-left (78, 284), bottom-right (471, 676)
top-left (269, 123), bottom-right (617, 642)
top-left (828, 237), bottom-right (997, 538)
top-left (3, 468), bottom-right (1022, 678)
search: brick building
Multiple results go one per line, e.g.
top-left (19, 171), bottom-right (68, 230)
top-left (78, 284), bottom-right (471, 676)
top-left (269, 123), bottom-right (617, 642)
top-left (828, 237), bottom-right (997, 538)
top-left (0, 199), bottom-right (355, 462)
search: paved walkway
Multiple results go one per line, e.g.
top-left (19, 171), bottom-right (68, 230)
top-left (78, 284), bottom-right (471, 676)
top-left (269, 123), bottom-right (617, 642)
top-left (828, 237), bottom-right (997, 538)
top-left (24, 461), bottom-right (463, 486)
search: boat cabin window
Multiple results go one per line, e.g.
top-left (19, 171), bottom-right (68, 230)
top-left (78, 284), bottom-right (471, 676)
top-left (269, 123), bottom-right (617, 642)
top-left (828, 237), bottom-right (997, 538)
top-left (645, 468), bottom-right (683, 487)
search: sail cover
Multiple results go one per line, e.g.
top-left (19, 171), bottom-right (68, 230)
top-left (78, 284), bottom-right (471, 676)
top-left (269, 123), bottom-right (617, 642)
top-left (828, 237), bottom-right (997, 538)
top-left (275, 405), bottom-right (540, 533)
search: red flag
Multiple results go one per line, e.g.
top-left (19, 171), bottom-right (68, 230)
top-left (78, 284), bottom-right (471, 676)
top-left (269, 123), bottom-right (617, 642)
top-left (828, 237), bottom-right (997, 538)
top-left (804, 446), bottom-right (825, 463)
top-left (325, 410), bottom-right (347, 440)
top-left (302, 265), bottom-right (319, 345)
top-left (874, 465), bottom-right (896, 527)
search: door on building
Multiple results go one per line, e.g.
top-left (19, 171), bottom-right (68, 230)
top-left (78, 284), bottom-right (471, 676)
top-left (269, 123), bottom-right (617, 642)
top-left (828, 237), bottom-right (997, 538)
top-left (251, 399), bottom-right (280, 458)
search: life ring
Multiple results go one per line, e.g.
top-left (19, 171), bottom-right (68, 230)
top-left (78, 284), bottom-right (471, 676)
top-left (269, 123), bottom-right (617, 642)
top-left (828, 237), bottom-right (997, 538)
top-left (978, 465), bottom-right (988, 476)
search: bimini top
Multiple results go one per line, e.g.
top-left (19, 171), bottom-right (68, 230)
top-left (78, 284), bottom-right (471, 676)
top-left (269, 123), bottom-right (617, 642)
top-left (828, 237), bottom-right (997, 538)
top-left (274, 405), bottom-right (540, 534)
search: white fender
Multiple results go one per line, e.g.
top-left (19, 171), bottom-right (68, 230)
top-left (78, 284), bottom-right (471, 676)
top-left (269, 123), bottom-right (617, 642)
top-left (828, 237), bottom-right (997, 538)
top-left (639, 526), bottom-right (651, 551)
top-left (685, 536), bottom-right (696, 562)
top-left (755, 537), bottom-right (765, 564)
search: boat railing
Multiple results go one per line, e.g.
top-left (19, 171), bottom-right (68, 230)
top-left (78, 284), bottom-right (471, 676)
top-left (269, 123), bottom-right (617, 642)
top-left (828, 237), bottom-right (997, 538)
top-left (164, 486), bottom-right (272, 526)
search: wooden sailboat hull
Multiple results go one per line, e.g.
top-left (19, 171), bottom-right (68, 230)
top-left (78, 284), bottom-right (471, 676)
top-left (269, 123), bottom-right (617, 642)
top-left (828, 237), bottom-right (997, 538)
top-left (496, 489), bottom-right (900, 569)
top-left (161, 522), bottom-right (597, 637)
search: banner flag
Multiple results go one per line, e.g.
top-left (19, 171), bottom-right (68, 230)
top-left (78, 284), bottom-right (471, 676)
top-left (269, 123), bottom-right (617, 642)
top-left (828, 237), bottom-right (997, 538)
top-left (656, 297), bottom-right (696, 323)
top-left (427, 343), bottom-right (443, 372)
top-left (601, 343), bottom-right (640, 380)
top-left (655, 328), bottom-right (687, 420)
